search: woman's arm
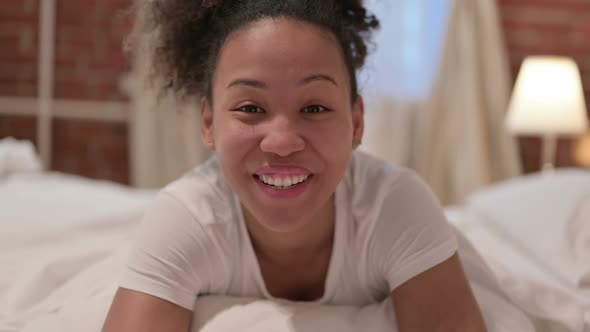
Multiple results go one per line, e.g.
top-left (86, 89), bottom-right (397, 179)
top-left (102, 288), bottom-right (193, 332)
top-left (391, 253), bottom-right (486, 332)
top-left (106, 193), bottom-right (217, 331)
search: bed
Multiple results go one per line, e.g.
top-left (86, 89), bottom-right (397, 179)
top-left (1, 139), bottom-right (589, 332)
top-left (445, 169), bottom-right (590, 331)
top-left (0, 138), bottom-right (156, 331)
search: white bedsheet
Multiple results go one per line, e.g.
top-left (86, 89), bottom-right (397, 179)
top-left (0, 172), bottom-right (154, 234)
top-left (448, 208), bottom-right (589, 332)
top-left (1, 222), bottom-right (587, 332)
top-left (1, 173), bottom-right (588, 331)
top-left (3, 229), bottom-right (537, 332)
top-left (0, 171), bottom-right (155, 327)
top-left (466, 169), bottom-right (590, 290)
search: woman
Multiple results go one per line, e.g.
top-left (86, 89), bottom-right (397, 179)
top-left (103, 1), bottom-right (487, 331)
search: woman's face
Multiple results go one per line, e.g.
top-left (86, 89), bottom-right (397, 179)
top-left (202, 18), bottom-right (364, 233)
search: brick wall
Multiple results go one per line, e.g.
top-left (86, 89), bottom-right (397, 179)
top-left (0, 0), bottom-right (38, 97)
top-left (498, 0), bottom-right (590, 173)
top-left (2, 1), bottom-right (588, 183)
top-left (0, 0), bottom-right (131, 184)
top-left (54, 0), bottom-right (130, 101)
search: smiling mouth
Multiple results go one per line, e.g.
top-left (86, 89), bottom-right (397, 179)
top-left (253, 174), bottom-right (313, 190)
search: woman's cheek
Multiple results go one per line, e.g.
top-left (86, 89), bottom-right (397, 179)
top-left (215, 118), bottom-right (259, 151)
top-left (312, 121), bottom-right (353, 153)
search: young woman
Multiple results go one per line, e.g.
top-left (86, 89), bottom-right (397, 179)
top-left (103, 1), bottom-right (486, 331)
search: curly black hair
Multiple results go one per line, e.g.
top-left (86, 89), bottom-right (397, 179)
top-left (129, 0), bottom-right (379, 103)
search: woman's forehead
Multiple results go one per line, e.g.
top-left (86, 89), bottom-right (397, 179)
top-left (213, 18), bottom-right (349, 88)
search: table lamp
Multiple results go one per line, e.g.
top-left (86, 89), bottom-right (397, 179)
top-left (506, 56), bottom-right (589, 172)
top-left (575, 131), bottom-right (590, 167)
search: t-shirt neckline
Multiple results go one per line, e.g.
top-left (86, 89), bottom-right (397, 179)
top-left (233, 183), bottom-right (345, 304)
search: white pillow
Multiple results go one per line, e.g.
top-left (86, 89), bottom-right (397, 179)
top-left (565, 194), bottom-right (590, 288)
top-left (17, 230), bottom-right (537, 332)
top-left (466, 169), bottom-right (590, 288)
top-left (192, 296), bottom-right (395, 332)
top-left (0, 137), bottom-right (42, 177)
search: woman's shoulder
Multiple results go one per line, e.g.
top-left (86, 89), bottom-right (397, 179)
top-left (345, 152), bottom-right (456, 288)
top-left (156, 156), bottom-right (235, 227)
top-left (345, 151), bottom-right (441, 225)
top-left (346, 150), bottom-right (420, 197)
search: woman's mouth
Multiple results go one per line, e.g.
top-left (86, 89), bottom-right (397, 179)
top-left (253, 174), bottom-right (313, 190)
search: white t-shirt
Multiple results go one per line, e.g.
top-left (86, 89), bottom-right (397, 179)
top-left (120, 151), bottom-right (457, 310)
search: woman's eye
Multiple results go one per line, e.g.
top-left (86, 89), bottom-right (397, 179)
top-left (237, 105), bottom-right (264, 113)
top-left (303, 105), bottom-right (327, 113)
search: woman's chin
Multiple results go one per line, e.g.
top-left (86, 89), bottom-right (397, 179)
top-left (255, 213), bottom-right (313, 234)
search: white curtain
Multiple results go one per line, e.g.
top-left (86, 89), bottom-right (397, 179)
top-left (361, 0), bottom-right (521, 204)
top-left (360, 0), bottom-right (451, 167)
top-left (128, 34), bottom-right (209, 189)
top-left (129, 93), bottom-right (208, 189)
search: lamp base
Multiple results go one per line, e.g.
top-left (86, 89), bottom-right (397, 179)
top-left (541, 134), bottom-right (557, 173)
top-left (541, 162), bottom-right (555, 176)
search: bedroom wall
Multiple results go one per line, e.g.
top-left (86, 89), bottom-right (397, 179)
top-left (0, 1), bottom-right (38, 149)
top-left (0, 0), bottom-right (131, 184)
top-left (1, 0), bottom-right (589, 185)
top-left (498, 0), bottom-right (590, 172)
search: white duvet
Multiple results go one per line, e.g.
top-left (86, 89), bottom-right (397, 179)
top-left (1, 223), bottom-right (587, 332)
top-left (0, 241), bottom-right (530, 332)
top-left (1, 171), bottom-right (589, 332)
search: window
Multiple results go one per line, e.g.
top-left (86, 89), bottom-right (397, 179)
top-left (360, 0), bottom-right (453, 101)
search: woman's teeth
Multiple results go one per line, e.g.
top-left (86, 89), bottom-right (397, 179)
top-left (259, 174), bottom-right (309, 189)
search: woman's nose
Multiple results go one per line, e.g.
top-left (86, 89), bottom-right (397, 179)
top-left (259, 117), bottom-right (305, 157)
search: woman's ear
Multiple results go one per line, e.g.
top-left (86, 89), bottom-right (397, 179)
top-left (201, 97), bottom-right (215, 151)
top-left (352, 95), bottom-right (365, 149)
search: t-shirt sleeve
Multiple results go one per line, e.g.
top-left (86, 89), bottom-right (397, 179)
top-left (369, 170), bottom-right (458, 293)
top-left (119, 192), bottom-right (215, 311)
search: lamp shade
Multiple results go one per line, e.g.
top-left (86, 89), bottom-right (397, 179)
top-left (506, 56), bottom-right (588, 135)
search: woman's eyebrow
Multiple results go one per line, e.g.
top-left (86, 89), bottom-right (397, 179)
top-left (226, 74), bottom-right (338, 89)
top-left (227, 79), bottom-right (267, 89)
top-left (299, 74), bottom-right (338, 87)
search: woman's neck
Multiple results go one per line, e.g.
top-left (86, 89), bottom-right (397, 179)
top-left (242, 196), bottom-right (336, 263)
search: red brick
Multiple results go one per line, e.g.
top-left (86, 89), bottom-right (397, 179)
top-left (0, 1), bottom-right (38, 95)
top-left (499, 0), bottom-right (590, 172)
top-left (0, 0), bottom-right (39, 20)
top-left (499, 0), bottom-right (590, 10)
top-left (52, 119), bottom-right (129, 184)
top-left (89, 50), bottom-right (130, 71)
top-left (0, 116), bottom-right (37, 145)
top-left (53, 0), bottom-right (133, 101)
top-left (0, 81), bottom-right (36, 97)
top-left (0, 0), bottom-right (132, 183)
